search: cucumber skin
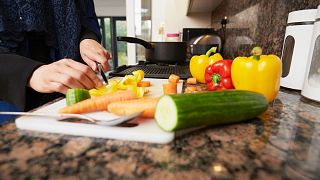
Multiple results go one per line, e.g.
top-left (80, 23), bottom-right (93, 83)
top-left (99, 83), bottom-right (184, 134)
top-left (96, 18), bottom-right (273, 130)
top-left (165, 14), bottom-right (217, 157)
top-left (158, 90), bottom-right (268, 131)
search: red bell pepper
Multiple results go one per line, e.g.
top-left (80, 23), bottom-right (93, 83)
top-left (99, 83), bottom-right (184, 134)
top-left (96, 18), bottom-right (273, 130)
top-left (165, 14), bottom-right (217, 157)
top-left (205, 60), bottom-right (234, 91)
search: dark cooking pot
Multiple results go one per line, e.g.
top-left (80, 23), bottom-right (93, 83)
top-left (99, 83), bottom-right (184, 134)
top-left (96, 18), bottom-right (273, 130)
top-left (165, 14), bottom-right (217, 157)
top-left (117, 36), bottom-right (187, 64)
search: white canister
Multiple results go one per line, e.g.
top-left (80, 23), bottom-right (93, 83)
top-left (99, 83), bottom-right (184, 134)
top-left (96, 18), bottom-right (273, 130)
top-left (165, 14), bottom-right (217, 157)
top-left (280, 9), bottom-right (317, 90)
top-left (302, 5), bottom-right (320, 102)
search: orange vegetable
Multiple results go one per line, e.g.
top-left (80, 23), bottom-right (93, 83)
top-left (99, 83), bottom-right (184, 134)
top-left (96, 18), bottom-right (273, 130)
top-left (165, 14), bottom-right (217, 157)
top-left (137, 81), bottom-right (151, 87)
top-left (108, 98), bottom-right (160, 118)
top-left (163, 83), bottom-right (177, 94)
top-left (187, 77), bottom-right (197, 85)
top-left (59, 90), bottom-right (136, 114)
top-left (185, 86), bottom-right (197, 93)
top-left (168, 74), bottom-right (180, 83)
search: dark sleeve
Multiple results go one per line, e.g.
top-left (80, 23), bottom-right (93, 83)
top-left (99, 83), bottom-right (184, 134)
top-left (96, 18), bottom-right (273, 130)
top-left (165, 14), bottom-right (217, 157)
top-left (79, 0), bottom-right (102, 43)
top-left (80, 27), bottom-right (100, 43)
top-left (0, 54), bottom-right (44, 110)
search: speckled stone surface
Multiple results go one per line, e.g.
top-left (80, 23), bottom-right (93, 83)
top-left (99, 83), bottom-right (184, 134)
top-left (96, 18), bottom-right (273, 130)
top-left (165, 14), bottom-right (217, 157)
top-left (1, 89), bottom-right (320, 179)
top-left (211, 0), bottom-right (319, 59)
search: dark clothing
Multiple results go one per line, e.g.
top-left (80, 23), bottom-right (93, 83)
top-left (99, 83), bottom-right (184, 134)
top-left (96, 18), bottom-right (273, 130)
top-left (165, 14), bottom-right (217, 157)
top-left (0, 0), bottom-right (101, 111)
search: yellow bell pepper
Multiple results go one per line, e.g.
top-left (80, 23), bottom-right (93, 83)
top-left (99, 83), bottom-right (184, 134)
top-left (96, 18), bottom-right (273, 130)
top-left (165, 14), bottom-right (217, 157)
top-left (189, 47), bottom-right (223, 83)
top-left (231, 47), bottom-right (282, 102)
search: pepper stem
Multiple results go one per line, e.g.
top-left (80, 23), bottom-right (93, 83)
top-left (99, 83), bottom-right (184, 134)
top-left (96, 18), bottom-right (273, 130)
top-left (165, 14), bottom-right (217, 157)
top-left (205, 47), bottom-right (217, 57)
top-left (251, 46), bottom-right (262, 61)
top-left (211, 74), bottom-right (221, 87)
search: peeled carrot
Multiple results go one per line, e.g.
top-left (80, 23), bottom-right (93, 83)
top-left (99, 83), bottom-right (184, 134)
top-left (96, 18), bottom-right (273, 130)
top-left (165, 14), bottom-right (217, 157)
top-left (59, 90), bottom-right (136, 114)
top-left (163, 83), bottom-right (177, 94)
top-left (107, 98), bottom-right (160, 118)
top-left (187, 77), bottom-right (197, 85)
top-left (168, 74), bottom-right (180, 83)
top-left (137, 81), bottom-right (151, 87)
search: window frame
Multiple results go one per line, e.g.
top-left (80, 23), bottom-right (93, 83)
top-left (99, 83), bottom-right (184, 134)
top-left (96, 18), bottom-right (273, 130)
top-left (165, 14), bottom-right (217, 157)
top-left (97, 16), bottom-right (126, 69)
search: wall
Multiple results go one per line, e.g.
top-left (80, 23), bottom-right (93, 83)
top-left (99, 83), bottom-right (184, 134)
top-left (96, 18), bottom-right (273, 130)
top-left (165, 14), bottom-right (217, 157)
top-left (211, 0), bottom-right (319, 59)
top-left (93, 0), bottom-right (126, 17)
top-left (152, 0), bottom-right (212, 41)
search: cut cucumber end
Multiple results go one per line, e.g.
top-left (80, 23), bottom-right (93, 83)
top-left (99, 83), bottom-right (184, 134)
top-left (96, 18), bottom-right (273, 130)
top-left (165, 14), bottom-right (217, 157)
top-left (66, 88), bottom-right (90, 106)
top-left (155, 95), bottom-right (178, 131)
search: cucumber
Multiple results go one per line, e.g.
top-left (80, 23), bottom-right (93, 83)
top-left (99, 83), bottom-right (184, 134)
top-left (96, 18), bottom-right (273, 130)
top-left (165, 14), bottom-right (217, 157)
top-left (155, 90), bottom-right (268, 131)
top-left (66, 88), bottom-right (90, 106)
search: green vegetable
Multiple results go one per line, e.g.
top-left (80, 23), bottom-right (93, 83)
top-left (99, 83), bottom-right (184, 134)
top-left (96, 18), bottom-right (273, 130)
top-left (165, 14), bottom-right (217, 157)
top-left (155, 90), bottom-right (268, 131)
top-left (66, 88), bottom-right (91, 106)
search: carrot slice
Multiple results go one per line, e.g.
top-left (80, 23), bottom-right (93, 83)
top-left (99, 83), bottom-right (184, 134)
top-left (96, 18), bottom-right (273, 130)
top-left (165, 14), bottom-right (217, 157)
top-left (185, 86), bottom-right (197, 93)
top-left (59, 90), bottom-right (136, 114)
top-left (187, 77), bottom-right (197, 85)
top-left (107, 98), bottom-right (160, 118)
top-left (168, 74), bottom-right (180, 83)
top-left (163, 83), bottom-right (177, 94)
top-left (137, 81), bottom-right (151, 87)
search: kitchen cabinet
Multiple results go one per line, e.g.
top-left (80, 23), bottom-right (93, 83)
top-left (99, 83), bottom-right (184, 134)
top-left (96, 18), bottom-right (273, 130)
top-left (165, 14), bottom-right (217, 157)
top-left (186, 0), bottom-right (223, 15)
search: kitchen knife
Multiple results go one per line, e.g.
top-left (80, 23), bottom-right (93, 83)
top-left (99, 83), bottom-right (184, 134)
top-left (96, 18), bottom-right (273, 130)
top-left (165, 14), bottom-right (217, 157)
top-left (96, 62), bottom-right (108, 84)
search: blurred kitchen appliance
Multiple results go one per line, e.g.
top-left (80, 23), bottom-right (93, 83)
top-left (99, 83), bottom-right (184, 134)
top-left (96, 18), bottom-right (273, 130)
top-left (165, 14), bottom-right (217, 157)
top-left (182, 28), bottom-right (215, 42)
top-left (302, 5), bottom-right (320, 102)
top-left (183, 28), bottom-right (222, 57)
top-left (280, 9), bottom-right (317, 90)
top-left (189, 32), bottom-right (222, 55)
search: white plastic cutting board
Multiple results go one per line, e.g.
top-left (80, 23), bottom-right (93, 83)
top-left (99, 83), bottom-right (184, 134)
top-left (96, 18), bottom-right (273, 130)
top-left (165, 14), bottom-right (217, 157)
top-left (15, 78), bottom-right (183, 144)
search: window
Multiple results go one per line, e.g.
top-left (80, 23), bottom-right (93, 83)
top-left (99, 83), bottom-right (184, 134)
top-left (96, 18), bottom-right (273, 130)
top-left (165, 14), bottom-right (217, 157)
top-left (98, 16), bottom-right (127, 70)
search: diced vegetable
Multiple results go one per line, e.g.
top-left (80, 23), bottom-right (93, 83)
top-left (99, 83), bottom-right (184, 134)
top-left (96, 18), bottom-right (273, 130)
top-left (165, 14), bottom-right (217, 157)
top-left (163, 83), bottom-right (177, 94)
top-left (185, 86), bottom-right (197, 93)
top-left (137, 81), bottom-right (151, 87)
top-left (186, 78), bottom-right (197, 85)
top-left (168, 74), bottom-right (180, 83)
top-left (132, 70), bottom-right (145, 83)
top-left (66, 88), bottom-right (90, 106)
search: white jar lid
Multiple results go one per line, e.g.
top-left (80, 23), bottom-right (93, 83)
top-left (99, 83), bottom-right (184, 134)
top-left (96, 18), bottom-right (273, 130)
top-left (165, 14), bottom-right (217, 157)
top-left (287, 9), bottom-right (317, 24)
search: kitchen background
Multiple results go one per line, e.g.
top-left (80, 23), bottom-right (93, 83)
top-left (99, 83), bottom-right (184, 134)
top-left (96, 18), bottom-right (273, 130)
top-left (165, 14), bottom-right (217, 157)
top-left (93, 0), bottom-right (319, 65)
top-left (211, 0), bottom-right (320, 59)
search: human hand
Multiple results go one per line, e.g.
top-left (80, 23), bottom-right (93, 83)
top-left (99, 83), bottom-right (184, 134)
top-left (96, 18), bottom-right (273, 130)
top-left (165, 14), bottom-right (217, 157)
top-left (28, 59), bottom-right (103, 94)
top-left (80, 39), bottom-right (112, 72)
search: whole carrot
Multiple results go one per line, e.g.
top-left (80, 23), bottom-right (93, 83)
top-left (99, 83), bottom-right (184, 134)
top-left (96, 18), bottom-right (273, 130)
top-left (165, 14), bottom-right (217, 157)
top-left (107, 97), bottom-right (160, 118)
top-left (59, 90), bottom-right (136, 114)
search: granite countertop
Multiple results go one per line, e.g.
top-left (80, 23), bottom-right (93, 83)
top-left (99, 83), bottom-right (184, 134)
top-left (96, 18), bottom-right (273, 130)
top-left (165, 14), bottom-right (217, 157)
top-left (1, 89), bottom-right (320, 179)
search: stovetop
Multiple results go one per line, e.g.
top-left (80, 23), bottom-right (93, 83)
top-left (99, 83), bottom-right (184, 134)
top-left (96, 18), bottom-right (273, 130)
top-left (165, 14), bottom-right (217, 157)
top-left (109, 61), bottom-right (192, 79)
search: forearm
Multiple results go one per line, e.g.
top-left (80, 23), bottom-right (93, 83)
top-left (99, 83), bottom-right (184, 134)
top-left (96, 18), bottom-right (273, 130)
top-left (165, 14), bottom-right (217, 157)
top-left (0, 53), bottom-right (44, 110)
top-left (78, 0), bottom-right (102, 43)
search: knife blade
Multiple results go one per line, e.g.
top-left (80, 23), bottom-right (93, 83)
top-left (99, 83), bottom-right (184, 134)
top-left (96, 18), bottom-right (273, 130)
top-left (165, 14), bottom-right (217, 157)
top-left (96, 62), bottom-right (109, 84)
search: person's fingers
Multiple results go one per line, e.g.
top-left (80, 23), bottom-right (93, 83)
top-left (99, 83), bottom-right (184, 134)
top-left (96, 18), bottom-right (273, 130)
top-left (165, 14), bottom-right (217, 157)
top-left (49, 82), bottom-right (69, 94)
top-left (82, 54), bottom-right (98, 72)
top-left (52, 71), bottom-right (85, 89)
top-left (58, 63), bottom-right (96, 89)
top-left (101, 49), bottom-right (111, 71)
top-left (83, 47), bottom-right (111, 71)
top-left (63, 59), bottom-right (103, 88)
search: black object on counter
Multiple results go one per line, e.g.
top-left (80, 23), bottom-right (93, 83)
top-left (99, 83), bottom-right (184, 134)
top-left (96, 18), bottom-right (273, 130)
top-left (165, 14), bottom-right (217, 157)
top-left (117, 36), bottom-right (187, 65)
top-left (109, 64), bottom-right (192, 79)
